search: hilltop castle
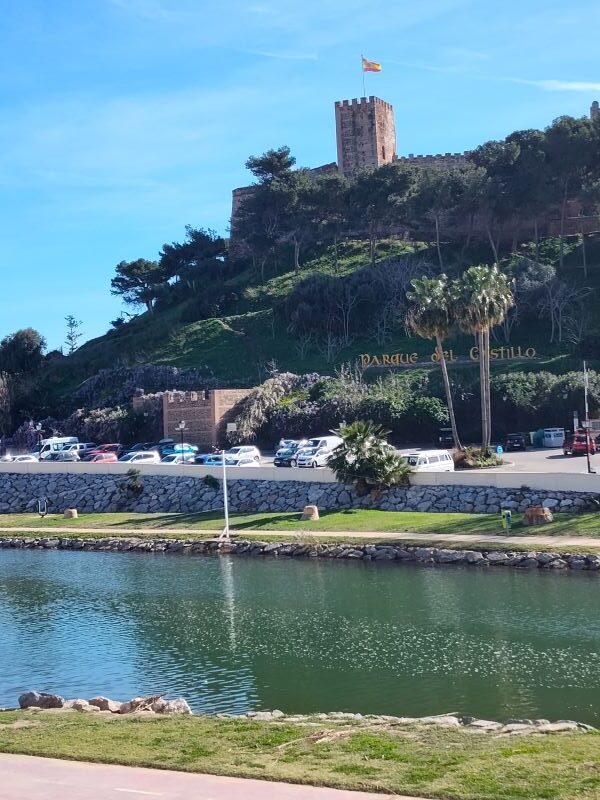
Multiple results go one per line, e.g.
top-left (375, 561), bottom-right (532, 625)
top-left (231, 96), bottom-right (600, 235)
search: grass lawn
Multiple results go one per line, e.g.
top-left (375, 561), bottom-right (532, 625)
top-left (0, 508), bottom-right (599, 538)
top-left (1, 712), bottom-right (599, 800)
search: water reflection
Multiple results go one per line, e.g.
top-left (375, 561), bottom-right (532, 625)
top-left (0, 550), bottom-right (599, 723)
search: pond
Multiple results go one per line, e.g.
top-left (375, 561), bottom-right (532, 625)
top-left (1, 550), bottom-right (599, 723)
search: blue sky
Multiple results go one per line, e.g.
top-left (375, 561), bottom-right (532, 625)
top-left (1, 0), bottom-right (599, 350)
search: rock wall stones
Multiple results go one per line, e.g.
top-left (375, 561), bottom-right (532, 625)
top-left (2, 535), bottom-right (600, 573)
top-left (0, 471), bottom-right (597, 515)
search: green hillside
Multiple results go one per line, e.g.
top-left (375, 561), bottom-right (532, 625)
top-left (62, 236), bottom-right (599, 389)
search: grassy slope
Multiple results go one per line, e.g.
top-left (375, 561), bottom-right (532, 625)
top-left (2, 509), bottom-right (600, 539)
top-left (1, 712), bottom-right (599, 799)
top-left (53, 236), bottom-right (600, 391)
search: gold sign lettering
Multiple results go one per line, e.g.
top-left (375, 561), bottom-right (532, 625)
top-left (359, 346), bottom-right (537, 368)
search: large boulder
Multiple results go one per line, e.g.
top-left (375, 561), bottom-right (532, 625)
top-left (151, 697), bottom-right (193, 715)
top-left (18, 691), bottom-right (64, 709)
top-left (89, 696), bottom-right (122, 713)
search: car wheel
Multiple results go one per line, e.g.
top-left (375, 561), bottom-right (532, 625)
top-left (290, 459), bottom-right (297, 467)
top-left (312, 461), bottom-right (318, 468)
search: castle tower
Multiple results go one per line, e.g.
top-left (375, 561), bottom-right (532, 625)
top-left (591, 100), bottom-right (599, 120)
top-left (334, 96), bottom-right (396, 175)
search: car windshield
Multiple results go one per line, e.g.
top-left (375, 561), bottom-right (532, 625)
top-left (405, 456), bottom-right (419, 466)
top-left (226, 448), bottom-right (242, 455)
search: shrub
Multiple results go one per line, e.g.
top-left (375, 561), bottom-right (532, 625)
top-left (203, 474), bottom-right (219, 491)
top-left (327, 420), bottom-right (412, 494)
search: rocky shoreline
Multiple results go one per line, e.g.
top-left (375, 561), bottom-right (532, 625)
top-left (10, 692), bottom-right (594, 736)
top-left (2, 534), bottom-right (600, 572)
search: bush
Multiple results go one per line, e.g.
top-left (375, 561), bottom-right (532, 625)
top-left (327, 420), bottom-right (412, 494)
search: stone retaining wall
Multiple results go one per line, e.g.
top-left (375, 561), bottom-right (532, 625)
top-left (2, 536), bottom-right (599, 572)
top-left (0, 472), bottom-right (597, 515)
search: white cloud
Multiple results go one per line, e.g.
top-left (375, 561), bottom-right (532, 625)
top-left (518, 79), bottom-right (600, 93)
top-left (245, 49), bottom-right (319, 61)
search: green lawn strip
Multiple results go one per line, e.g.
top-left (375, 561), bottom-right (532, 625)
top-left (1, 509), bottom-right (600, 538)
top-left (0, 712), bottom-right (598, 799)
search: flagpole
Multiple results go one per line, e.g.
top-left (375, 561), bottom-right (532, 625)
top-left (361, 54), bottom-right (366, 97)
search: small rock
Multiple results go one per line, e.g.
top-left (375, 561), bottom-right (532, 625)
top-left (536, 721), bottom-right (579, 733)
top-left (417, 715), bottom-right (461, 727)
top-left (70, 700), bottom-right (100, 713)
top-left (468, 719), bottom-right (503, 731)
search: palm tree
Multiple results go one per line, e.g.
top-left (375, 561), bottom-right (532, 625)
top-left (406, 275), bottom-right (463, 451)
top-left (457, 265), bottom-right (514, 453)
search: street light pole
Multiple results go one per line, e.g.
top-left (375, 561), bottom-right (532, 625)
top-left (176, 420), bottom-right (186, 459)
top-left (583, 361), bottom-right (594, 474)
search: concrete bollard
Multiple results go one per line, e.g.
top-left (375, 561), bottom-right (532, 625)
top-left (64, 508), bottom-right (79, 519)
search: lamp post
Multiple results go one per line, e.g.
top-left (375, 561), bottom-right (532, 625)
top-left (176, 420), bottom-right (186, 459)
top-left (583, 361), bottom-right (595, 474)
top-left (219, 448), bottom-right (230, 540)
top-left (35, 423), bottom-right (43, 460)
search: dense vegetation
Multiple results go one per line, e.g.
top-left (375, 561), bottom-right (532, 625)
top-left (2, 112), bottom-right (600, 447)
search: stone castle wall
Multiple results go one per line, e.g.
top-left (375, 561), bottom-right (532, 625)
top-left (161, 389), bottom-right (250, 448)
top-left (1, 471), bottom-right (596, 516)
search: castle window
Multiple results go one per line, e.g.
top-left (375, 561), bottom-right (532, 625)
top-left (381, 146), bottom-right (386, 160)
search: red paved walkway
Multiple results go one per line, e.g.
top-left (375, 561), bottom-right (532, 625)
top-left (0, 754), bottom-right (416, 799)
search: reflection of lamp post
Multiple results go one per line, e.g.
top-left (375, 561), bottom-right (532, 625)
top-left (176, 420), bottom-right (186, 455)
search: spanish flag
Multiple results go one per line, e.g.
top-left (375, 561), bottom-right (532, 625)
top-left (362, 57), bottom-right (382, 73)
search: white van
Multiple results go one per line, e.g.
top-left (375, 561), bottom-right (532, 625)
top-left (403, 450), bottom-right (454, 472)
top-left (296, 435), bottom-right (343, 468)
top-left (38, 436), bottom-right (79, 459)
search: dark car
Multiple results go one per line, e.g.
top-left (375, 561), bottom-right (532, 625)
top-left (274, 442), bottom-right (303, 467)
top-left (437, 428), bottom-right (454, 447)
top-left (505, 433), bottom-right (528, 451)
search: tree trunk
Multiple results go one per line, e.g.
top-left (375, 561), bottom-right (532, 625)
top-left (581, 223), bottom-right (588, 277)
top-left (477, 329), bottom-right (487, 450)
top-left (485, 221), bottom-right (499, 262)
top-left (533, 219), bottom-right (540, 263)
top-left (333, 232), bottom-right (339, 274)
top-left (559, 184), bottom-right (568, 270)
top-left (293, 237), bottom-right (300, 273)
top-left (483, 328), bottom-right (492, 453)
top-left (434, 214), bottom-right (444, 270)
top-left (370, 235), bottom-right (376, 267)
top-left (435, 335), bottom-right (462, 451)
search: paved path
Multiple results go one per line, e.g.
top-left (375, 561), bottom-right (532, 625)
top-left (0, 525), bottom-right (599, 549)
top-left (0, 754), bottom-right (410, 800)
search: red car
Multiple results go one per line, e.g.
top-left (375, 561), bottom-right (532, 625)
top-left (563, 431), bottom-right (597, 456)
top-left (83, 452), bottom-right (118, 463)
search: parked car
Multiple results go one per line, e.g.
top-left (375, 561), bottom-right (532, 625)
top-left (437, 428), bottom-right (454, 447)
top-left (38, 436), bottom-right (79, 459)
top-left (61, 442), bottom-right (97, 458)
top-left (86, 443), bottom-right (124, 458)
top-left (234, 457), bottom-right (261, 467)
top-left (161, 443), bottom-right (198, 457)
top-left (118, 451), bottom-right (161, 464)
top-left (52, 450), bottom-right (80, 462)
top-left (504, 433), bottom-right (528, 451)
top-left (221, 446), bottom-right (261, 466)
top-left (403, 450), bottom-right (454, 472)
top-left (296, 436), bottom-right (343, 469)
top-left (13, 454), bottom-right (39, 463)
top-left (274, 441), bottom-right (306, 467)
top-left (83, 452), bottom-right (118, 463)
top-left (160, 453), bottom-right (195, 465)
top-left (563, 431), bottom-right (597, 456)
top-left (194, 452), bottom-right (218, 464)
